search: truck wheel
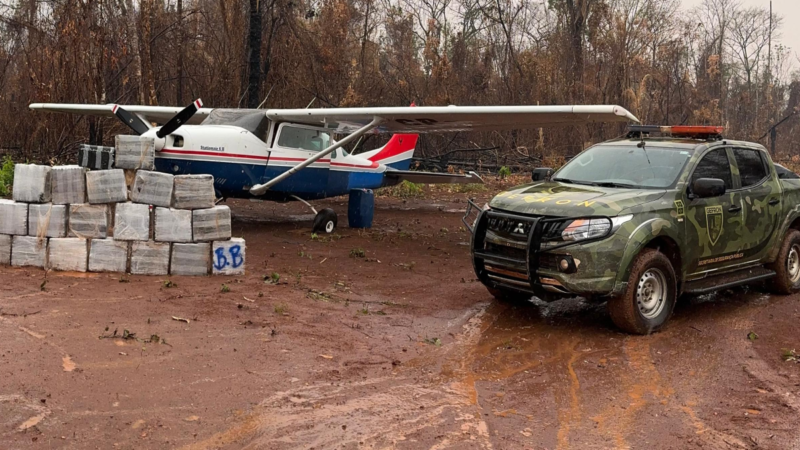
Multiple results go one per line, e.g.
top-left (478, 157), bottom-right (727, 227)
top-left (608, 249), bottom-right (677, 335)
top-left (486, 286), bottom-right (531, 304)
top-left (767, 229), bottom-right (800, 294)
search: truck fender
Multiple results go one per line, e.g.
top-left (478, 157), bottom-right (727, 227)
top-left (613, 218), bottom-right (681, 295)
top-left (766, 204), bottom-right (800, 263)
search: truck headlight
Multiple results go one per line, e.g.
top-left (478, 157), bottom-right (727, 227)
top-left (561, 215), bottom-right (633, 241)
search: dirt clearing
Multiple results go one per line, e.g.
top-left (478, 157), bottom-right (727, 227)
top-left (1, 190), bottom-right (799, 449)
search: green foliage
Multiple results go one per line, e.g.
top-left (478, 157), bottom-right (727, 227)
top-left (349, 248), bottom-right (366, 258)
top-left (264, 272), bottom-right (281, 284)
top-left (220, 283), bottom-right (231, 293)
top-left (0, 156), bottom-right (14, 198)
top-left (499, 166), bottom-right (512, 179)
top-left (383, 180), bottom-right (424, 198)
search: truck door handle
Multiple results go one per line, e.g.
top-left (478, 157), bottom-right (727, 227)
top-left (728, 205), bottom-right (742, 213)
top-left (769, 198), bottom-right (780, 205)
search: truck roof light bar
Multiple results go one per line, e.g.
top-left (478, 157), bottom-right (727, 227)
top-left (627, 125), bottom-right (724, 140)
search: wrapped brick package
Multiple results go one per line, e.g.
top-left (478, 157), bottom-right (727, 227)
top-left (0, 200), bottom-right (28, 235)
top-left (11, 235), bottom-right (47, 268)
top-left (212, 238), bottom-right (245, 275)
top-left (13, 164), bottom-right (51, 203)
top-left (69, 204), bottom-right (110, 239)
top-left (48, 238), bottom-right (88, 272)
top-left (115, 135), bottom-right (155, 170)
top-left (89, 238), bottom-right (129, 273)
top-left (28, 204), bottom-right (68, 238)
top-left (171, 243), bottom-right (210, 276)
top-left (114, 202), bottom-right (151, 241)
top-left (192, 206), bottom-right (231, 241)
top-left (131, 171), bottom-right (174, 207)
top-left (130, 241), bottom-right (170, 275)
top-left (78, 144), bottom-right (114, 170)
top-left (86, 169), bottom-right (128, 204)
top-left (172, 175), bottom-right (215, 209)
top-left (0, 234), bottom-right (10, 265)
top-left (50, 165), bottom-right (86, 204)
top-left (155, 207), bottom-right (192, 242)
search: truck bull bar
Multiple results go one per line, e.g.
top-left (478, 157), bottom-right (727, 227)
top-left (463, 199), bottom-right (614, 295)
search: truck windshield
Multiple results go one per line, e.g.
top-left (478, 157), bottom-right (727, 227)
top-left (553, 145), bottom-right (693, 189)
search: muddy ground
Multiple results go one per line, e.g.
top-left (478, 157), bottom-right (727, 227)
top-left (1, 187), bottom-right (799, 449)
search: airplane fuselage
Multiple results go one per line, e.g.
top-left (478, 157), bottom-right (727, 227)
top-left (141, 123), bottom-right (397, 201)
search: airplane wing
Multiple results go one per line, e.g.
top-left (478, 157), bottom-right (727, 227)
top-left (265, 105), bottom-right (639, 133)
top-left (28, 103), bottom-right (214, 125)
top-left (384, 170), bottom-right (484, 185)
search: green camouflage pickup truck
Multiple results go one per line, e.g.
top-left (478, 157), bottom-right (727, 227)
top-left (465, 126), bottom-right (800, 334)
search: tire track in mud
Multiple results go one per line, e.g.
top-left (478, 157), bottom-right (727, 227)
top-left (182, 293), bottom-right (800, 449)
top-left (183, 306), bottom-right (495, 450)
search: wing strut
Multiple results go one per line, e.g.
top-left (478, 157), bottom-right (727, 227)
top-left (249, 116), bottom-right (385, 196)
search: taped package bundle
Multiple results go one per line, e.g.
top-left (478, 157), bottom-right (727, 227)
top-left (130, 241), bottom-right (170, 275)
top-left (89, 238), bottom-right (129, 273)
top-left (171, 243), bottom-right (210, 276)
top-left (192, 206), bottom-right (231, 241)
top-left (131, 171), bottom-right (174, 207)
top-left (154, 207), bottom-right (192, 242)
top-left (212, 238), bottom-right (246, 275)
top-left (86, 169), bottom-right (128, 204)
top-left (0, 234), bottom-right (10, 265)
top-left (0, 200), bottom-right (28, 235)
top-left (13, 164), bottom-right (51, 203)
top-left (115, 135), bottom-right (155, 170)
top-left (114, 202), bottom-right (150, 241)
top-left (78, 144), bottom-right (114, 170)
top-left (69, 204), bottom-right (110, 239)
top-left (172, 175), bottom-right (215, 209)
top-left (48, 238), bottom-right (88, 272)
top-left (11, 235), bottom-right (47, 268)
top-left (50, 165), bottom-right (86, 204)
top-left (28, 204), bottom-right (68, 238)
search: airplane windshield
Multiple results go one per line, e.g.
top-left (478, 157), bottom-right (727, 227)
top-left (277, 125), bottom-right (332, 152)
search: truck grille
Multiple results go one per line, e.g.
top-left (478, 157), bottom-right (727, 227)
top-left (477, 210), bottom-right (563, 287)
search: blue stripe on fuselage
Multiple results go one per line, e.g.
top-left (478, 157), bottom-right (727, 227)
top-left (155, 157), bottom-right (385, 200)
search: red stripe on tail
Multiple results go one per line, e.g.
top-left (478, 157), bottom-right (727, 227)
top-left (367, 134), bottom-right (418, 162)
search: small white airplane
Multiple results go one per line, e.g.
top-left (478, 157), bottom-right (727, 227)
top-left (29, 100), bottom-right (638, 232)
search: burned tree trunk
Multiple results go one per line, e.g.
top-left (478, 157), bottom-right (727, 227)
top-left (246, 0), bottom-right (265, 109)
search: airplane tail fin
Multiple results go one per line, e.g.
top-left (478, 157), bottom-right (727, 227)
top-left (362, 134), bottom-right (419, 170)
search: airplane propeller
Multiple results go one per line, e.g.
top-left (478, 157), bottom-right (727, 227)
top-left (112, 99), bottom-right (204, 138)
top-left (112, 104), bottom-right (150, 136)
top-left (156, 99), bottom-right (203, 138)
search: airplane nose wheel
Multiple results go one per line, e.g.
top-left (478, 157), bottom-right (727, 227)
top-left (313, 208), bottom-right (338, 234)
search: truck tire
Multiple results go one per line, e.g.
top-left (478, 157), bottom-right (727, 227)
top-left (766, 229), bottom-right (800, 295)
top-left (608, 249), bottom-right (677, 335)
top-left (486, 286), bottom-right (531, 304)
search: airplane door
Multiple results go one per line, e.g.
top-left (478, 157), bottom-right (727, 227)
top-left (266, 124), bottom-right (332, 197)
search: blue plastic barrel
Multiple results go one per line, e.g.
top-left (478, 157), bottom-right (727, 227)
top-left (348, 189), bottom-right (375, 228)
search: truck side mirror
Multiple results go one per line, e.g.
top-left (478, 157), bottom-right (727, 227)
top-left (692, 178), bottom-right (726, 198)
top-left (532, 168), bottom-right (553, 182)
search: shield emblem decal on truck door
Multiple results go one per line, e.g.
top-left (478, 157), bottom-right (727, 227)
top-left (705, 205), bottom-right (724, 246)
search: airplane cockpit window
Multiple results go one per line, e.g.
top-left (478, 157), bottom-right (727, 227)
top-left (201, 109), bottom-right (269, 142)
top-left (276, 125), bottom-right (332, 152)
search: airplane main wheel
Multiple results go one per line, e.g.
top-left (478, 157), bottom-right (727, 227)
top-left (313, 209), bottom-right (338, 234)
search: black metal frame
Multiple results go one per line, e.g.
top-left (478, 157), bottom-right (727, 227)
top-left (464, 200), bottom-right (614, 295)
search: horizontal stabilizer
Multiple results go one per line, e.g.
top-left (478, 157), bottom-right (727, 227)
top-left (385, 170), bottom-right (484, 185)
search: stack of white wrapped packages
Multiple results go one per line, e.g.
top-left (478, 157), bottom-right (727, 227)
top-left (0, 136), bottom-right (245, 276)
